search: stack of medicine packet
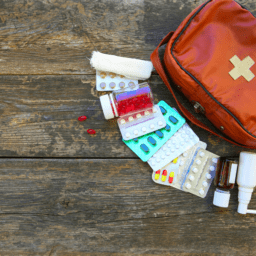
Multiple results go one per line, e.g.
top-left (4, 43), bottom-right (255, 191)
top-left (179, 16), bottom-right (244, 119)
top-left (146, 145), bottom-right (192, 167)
top-left (90, 52), bottom-right (219, 198)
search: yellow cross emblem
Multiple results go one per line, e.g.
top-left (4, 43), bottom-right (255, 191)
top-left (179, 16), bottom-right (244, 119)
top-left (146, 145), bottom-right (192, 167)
top-left (229, 55), bottom-right (255, 82)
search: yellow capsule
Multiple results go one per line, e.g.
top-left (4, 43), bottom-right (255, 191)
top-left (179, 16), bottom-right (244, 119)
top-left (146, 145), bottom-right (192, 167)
top-left (155, 170), bottom-right (160, 180)
top-left (170, 172), bottom-right (175, 178)
top-left (161, 170), bottom-right (167, 182)
top-left (161, 176), bottom-right (167, 182)
top-left (172, 157), bottom-right (178, 164)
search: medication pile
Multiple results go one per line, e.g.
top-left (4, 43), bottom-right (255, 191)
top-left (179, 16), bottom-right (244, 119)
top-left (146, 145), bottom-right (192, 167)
top-left (87, 52), bottom-right (256, 214)
top-left (89, 51), bottom-right (220, 199)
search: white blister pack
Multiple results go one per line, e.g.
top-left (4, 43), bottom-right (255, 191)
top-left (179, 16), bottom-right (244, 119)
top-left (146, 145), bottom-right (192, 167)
top-left (96, 70), bottom-right (138, 91)
top-left (147, 123), bottom-right (199, 171)
top-left (151, 141), bottom-right (219, 198)
top-left (181, 148), bottom-right (219, 198)
top-left (152, 157), bottom-right (180, 186)
top-left (152, 141), bottom-right (206, 187)
top-left (118, 105), bottom-right (167, 140)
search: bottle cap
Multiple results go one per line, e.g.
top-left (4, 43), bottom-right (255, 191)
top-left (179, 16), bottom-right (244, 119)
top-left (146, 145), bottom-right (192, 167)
top-left (213, 189), bottom-right (230, 208)
top-left (99, 94), bottom-right (114, 119)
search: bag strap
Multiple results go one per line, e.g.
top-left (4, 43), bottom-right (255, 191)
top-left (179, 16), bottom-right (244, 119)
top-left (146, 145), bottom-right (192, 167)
top-left (151, 31), bottom-right (256, 149)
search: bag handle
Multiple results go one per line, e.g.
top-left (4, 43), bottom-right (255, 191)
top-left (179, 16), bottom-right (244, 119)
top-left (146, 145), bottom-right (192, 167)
top-left (151, 31), bottom-right (256, 149)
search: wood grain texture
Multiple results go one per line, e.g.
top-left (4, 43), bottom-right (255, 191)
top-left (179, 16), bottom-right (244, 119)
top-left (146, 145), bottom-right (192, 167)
top-left (0, 0), bottom-right (188, 75)
top-left (0, 74), bottom-right (246, 158)
top-left (0, 0), bottom-right (253, 75)
top-left (0, 0), bottom-right (255, 254)
top-left (0, 158), bottom-right (255, 255)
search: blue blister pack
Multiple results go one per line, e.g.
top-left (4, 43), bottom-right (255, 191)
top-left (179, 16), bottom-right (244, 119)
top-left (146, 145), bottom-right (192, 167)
top-left (123, 101), bottom-right (186, 162)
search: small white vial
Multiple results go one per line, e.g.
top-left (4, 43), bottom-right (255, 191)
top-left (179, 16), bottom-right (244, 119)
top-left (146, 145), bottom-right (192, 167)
top-left (120, 119), bottom-right (126, 125)
top-left (192, 167), bottom-right (198, 173)
top-left (183, 152), bottom-right (188, 157)
top-left (167, 143), bottom-right (172, 148)
top-left (181, 141), bottom-right (185, 146)
top-left (145, 111), bottom-right (150, 116)
top-left (150, 124), bottom-right (155, 129)
top-left (196, 159), bottom-right (201, 165)
top-left (209, 166), bottom-right (215, 171)
top-left (109, 82), bottom-right (116, 89)
top-left (153, 107), bottom-right (157, 113)
top-left (119, 82), bottom-right (125, 88)
top-left (212, 158), bottom-right (218, 163)
top-left (171, 148), bottom-right (175, 152)
top-left (185, 183), bottom-right (191, 189)
top-left (199, 189), bottom-right (204, 195)
top-left (136, 113), bottom-right (142, 119)
top-left (126, 132), bottom-right (130, 138)
top-left (206, 173), bottom-right (212, 179)
top-left (158, 121), bottom-right (163, 126)
top-left (180, 160), bottom-right (184, 166)
top-left (100, 82), bottom-right (106, 89)
top-left (189, 175), bottom-right (195, 181)
top-left (163, 147), bottom-right (167, 151)
top-left (151, 161), bottom-right (156, 166)
top-left (199, 152), bottom-right (205, 157)
top-left (128, 116), bottom-right (134, 122)
top-left (176, 144), bottom-right (179, 149)
top-left (166, 151), bottom-right (170, 156)
top-left (153, 154), bottom-right (157, 158)
top-left (161, 155), bottom-right (165, 159)
top-left (128, 82), bottom-right (135, 87)
top-left (142, 127), bottom-right (147, 132)
top-left (156, 158), bottom-right (160, 163)
top-left (133, 130), bottom-right (138, 135)
top-left (202, 181), bottom-right (208, 187)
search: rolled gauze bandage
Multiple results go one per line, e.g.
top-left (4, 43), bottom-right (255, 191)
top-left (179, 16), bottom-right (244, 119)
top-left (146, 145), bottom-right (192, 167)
top-left (90, 51), bottom-right (153, 80)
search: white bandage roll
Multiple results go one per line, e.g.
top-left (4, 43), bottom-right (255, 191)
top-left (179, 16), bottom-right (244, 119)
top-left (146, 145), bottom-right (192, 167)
top-left (90, 51), bottom-right (153, 80)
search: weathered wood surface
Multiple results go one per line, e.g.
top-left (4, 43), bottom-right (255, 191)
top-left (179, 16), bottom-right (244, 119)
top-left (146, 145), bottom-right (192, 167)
top-left (0, 159), bottom-right (256, 255)
top-left (0, 0), bottom-right (255, 255)
top-left (0, 74), bottom-right (246, 158)
top-left (0, 0), bottom-right (253, 75)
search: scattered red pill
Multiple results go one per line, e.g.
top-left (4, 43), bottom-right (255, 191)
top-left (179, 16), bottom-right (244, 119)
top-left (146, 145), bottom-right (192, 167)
top-left (87, 129), bottom-right (96, 135)
top-left (78, 116), bottom-right (87, 121)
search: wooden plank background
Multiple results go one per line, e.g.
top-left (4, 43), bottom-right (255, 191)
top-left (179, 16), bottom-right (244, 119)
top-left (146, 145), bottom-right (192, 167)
top-left (0, 0), bottom-right (255, 255)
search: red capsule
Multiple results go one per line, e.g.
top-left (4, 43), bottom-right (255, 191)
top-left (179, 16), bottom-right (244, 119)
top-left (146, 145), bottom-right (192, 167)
top-left (87, 129), bottom-right (96, 135)
top-left (78, 116), bottom-right (87, 122)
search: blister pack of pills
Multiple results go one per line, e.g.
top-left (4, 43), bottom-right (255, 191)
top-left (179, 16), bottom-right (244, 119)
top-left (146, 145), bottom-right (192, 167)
top-left (123, 101), bottom-right (186, 162)
top-left (181, 148), bottom-right (219, 198)
top-left (152, 141), bottom-right (207, 188)
top-left (152, 157), bottom-right (180, 186)
top-left (147, 123), bottom-right (199, 171)
top-left (96, 70), bottom-right (138, 91)
top-left (119, 105), bottom-right (167, 141)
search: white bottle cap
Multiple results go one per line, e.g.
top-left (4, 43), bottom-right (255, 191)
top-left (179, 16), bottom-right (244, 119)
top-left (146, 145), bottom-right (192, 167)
top-left (213, 189), bottom-right (230, 208)
top-left (99, 94), bottom-right (114, 119)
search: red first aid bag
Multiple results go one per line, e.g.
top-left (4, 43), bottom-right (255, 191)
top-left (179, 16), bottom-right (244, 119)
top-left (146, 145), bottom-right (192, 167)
top-left (151, 0), bottom-right (256, 148)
